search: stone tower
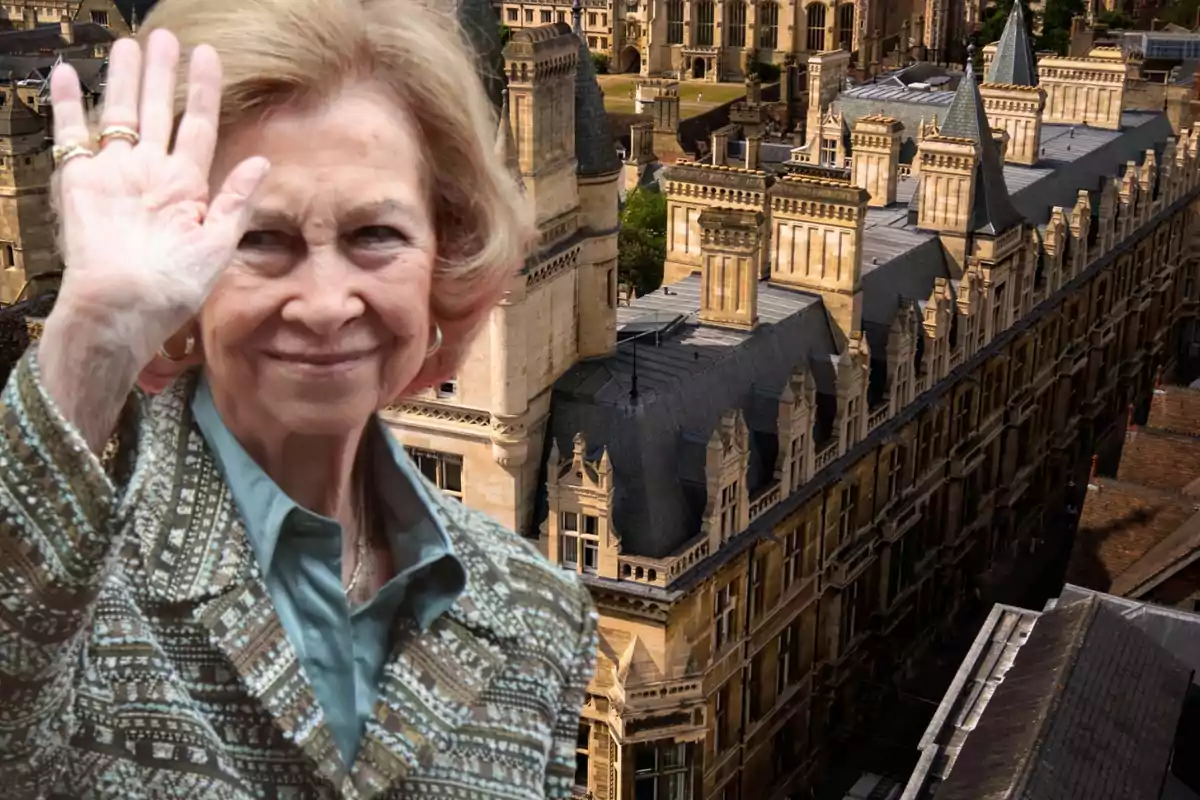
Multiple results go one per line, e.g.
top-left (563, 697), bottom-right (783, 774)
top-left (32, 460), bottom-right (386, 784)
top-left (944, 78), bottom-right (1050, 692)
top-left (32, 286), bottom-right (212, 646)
top-left (980, 2), bottom-right (1045, 166)
top-left (503, 25), bottom-right (580, 232)
top-left (385, 16), bottom-right (619, 537)
top-left (0, 82), bottom-right (54, 304)
top-left (914, 55), bottom-right (1022, 275)
top-left (569, 0), bottom-right (621, 359)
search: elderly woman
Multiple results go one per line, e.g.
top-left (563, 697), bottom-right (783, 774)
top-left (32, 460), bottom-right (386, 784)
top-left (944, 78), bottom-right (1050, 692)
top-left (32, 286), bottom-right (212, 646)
top-left (0, 0), bottom-right (598, 797)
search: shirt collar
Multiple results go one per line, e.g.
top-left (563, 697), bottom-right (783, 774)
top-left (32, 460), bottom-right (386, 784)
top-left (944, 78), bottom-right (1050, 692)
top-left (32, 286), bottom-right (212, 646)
top-left (189, 374), bottom-right (465, 624)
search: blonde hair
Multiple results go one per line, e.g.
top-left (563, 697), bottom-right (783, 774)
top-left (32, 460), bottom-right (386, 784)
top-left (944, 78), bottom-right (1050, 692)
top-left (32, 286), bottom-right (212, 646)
top-left (134, 0), bottom-right (534, 378)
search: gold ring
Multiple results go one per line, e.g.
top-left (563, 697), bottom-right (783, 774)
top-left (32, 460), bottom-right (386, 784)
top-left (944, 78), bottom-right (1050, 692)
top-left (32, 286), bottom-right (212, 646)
top-left (99, 125), bottom-right (140, 147)
top-left (51, 143), bottom-right (94, 167)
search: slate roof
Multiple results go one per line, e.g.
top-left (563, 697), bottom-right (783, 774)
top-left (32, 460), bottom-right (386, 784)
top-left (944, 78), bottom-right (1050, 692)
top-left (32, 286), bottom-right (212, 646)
top-left (544, 112), bottom-right (1175, 559)
top-left (931, 595), bottom-right (1193, 800)
top-left (985, 1), bottom-right (1038, 87)
top-left (0, 85), bottom-right (42, 137)
top-left (936, 61), bottom-right (1023, 235)
top-left (1058, 584), bottom-right (1200, 677)
top-left (0, 22), bottom-right (113, 56)
top-left (571, 1), bottom-right (620, 176)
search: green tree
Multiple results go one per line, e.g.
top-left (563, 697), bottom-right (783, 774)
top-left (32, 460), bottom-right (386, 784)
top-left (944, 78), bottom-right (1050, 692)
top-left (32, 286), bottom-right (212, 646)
top-left (1038, 0), bottom-right (1085, 55)
top-left (980, 0), bottom-right (1034, 46)
top-left (499, 23), bottom-right (512, 47)
top-left (592, 52), bottom-right (611, 74)
top-left (1160, 0), bottom-right (1200, 27)
top-left (618, 188), bottom-right (667, 297)
top-left (1096, 9), bottom-right (1133, 28)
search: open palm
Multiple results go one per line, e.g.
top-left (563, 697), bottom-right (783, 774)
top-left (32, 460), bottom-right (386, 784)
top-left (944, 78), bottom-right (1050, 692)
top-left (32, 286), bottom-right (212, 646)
top-left (50, 29), bottom-right (268, 367)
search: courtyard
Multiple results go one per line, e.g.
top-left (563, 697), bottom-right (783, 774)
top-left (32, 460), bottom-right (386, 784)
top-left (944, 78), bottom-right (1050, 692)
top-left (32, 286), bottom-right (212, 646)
top-left (596, 74), bottom-right (747, 117)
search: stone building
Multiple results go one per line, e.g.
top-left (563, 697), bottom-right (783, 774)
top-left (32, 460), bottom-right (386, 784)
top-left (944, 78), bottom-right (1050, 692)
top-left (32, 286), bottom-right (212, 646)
top-left (497, 0), bottom-right (987, 80)
top-left (383, 10), bottom-right (622, 535)
top-left (522, 6), bottom-right (1200, 797)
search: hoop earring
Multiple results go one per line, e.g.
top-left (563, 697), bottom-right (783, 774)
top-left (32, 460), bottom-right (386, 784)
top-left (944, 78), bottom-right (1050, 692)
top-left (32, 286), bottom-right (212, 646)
top-left (426, 324), bottom-right (443, 358)
top-left (158, 335), bottom-right (196, 364)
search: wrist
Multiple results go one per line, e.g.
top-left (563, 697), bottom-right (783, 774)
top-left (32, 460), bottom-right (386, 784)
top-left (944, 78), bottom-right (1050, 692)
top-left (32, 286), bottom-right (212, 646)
top-left (44, 297), bottom-right (157, 370)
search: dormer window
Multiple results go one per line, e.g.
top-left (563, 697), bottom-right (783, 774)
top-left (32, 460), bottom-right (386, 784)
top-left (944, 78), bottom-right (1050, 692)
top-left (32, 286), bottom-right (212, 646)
top-left (719, 481), bottom-right (740, 540)
top-left (436, 377), bottom-right (457, 399)
top-left (820, 137), bottom-right (838, 167)
top-left (90, 10), bottom-right (108, 26)
top-left (560, 511), bottom-right (599, 573)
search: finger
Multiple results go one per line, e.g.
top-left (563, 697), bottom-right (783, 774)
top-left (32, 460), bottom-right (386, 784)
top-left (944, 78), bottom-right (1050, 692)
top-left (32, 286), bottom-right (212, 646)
top-left (173, 45), bottom-right (222, 178)
top-left (138, 28), bottom-right (180, 150)
top-left (97, 38), bottom-right (144, 154)
top-left (49, 63), bottom-right (91, 153)
top-left (201, 156), bottom-right (271, 271)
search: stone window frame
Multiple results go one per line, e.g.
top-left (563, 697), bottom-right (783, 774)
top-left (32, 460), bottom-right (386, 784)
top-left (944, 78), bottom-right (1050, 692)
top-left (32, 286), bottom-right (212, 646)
top-left (574, 723), bottom-right (590, 790)
top-left (633, 740), bottom-right (691, 798)
top-left (713, 580), bottom-right (738, 650)
top-left (405, 447), bottom-right (463, 500)
top-left (666, 0), bottom-right (684, 45)
top-left (782, 527), bottom-right (801, 590)
top-left (560, 510), bottom-right (600, 573)
top-left (758, 1), bottom-right (779, 49)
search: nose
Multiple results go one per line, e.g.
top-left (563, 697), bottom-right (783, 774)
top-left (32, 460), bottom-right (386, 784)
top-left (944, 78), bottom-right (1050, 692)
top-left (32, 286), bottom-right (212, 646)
top-left (279, 248), bottom-right (366, 335)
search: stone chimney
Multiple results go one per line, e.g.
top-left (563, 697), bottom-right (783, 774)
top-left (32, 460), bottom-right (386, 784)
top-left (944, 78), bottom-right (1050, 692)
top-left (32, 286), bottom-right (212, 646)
top-left (746, 75), bottom-right (762, 105)
top-left (59, 16), bottom-right (73, 45)
top-left (624, 121), bottom-right (656, 193)
top-left (768, 174), bottom-right (868, 347)
top-left (746, 135), bottom-right (762, 170)
top-left (711, 124), bottom-right (734, 166)
top-left (850, 115), bottom-right (903, 207)
top-left (991, 128), bottom-right (1009, 162)
top-left (698, 208), bottom-right (765, 331)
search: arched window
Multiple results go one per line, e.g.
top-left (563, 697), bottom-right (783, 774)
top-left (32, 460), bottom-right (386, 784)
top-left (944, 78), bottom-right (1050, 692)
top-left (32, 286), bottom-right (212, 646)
top-left (696, 0), bottom-right (715, 46)
top-left (667, 0), bottom-right (684, 44)
top-left (806, 2), bottom-right (826, 52)
top-left (758, 2), bottom-right (780, 49)
top-left (726, 0), bottom-right (748, 48)
top-left (838, 2), bottom-right (854, 51)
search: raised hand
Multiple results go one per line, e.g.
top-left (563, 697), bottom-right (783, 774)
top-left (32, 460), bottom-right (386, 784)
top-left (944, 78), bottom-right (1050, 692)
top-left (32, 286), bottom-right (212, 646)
top-left (38, 30), bottom-right (269, 452)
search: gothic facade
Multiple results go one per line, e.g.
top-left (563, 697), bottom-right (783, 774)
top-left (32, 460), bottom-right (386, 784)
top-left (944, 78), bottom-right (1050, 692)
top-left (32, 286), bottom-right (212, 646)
top-left (534, 9), bottom-right (1200, 798)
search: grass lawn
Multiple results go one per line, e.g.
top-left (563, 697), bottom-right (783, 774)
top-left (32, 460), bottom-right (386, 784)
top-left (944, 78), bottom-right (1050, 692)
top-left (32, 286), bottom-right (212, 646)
top-left (596, 74), bottom-right (746, 118)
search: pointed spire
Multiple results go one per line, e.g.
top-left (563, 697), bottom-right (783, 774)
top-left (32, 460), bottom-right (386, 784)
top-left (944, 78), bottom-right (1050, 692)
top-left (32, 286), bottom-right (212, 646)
top-left (130, 4), bottom-right (139, 33)
top-left (938, 58), bottom-right (1022, 235)
top-left (495, 88), bottom-right (521, 179)
top-left (571, 0), bottom-right (583, 35)
top-left (987, 2), bottom-right (1038, 86)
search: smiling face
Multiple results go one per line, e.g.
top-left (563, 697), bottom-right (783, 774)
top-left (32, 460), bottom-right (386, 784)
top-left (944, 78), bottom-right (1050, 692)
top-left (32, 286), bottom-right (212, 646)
top-left (200, 86), bottom-right (436, 435)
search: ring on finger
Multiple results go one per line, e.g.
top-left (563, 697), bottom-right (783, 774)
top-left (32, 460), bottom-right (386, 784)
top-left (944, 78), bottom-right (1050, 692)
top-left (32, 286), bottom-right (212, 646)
top-left (99, 125), bottom-right (140, 147)
top-left (51, 143), bottom-right (95, 167)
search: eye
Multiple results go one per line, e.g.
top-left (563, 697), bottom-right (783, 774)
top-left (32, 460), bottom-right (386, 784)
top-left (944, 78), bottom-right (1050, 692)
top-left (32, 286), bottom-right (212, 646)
top-left (238, 230), bottom-right (292, 251)
top-left (350, 226), bottom-right (407, 247)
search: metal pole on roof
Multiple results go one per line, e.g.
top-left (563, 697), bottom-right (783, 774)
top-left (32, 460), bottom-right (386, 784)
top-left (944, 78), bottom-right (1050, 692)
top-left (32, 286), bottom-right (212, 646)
top-left (630, 339), bottom-right (639, 403)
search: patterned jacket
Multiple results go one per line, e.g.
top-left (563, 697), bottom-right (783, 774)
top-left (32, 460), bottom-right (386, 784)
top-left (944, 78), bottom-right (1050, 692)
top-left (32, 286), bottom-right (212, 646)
top-left (0, 351), bottom-right (598, 800)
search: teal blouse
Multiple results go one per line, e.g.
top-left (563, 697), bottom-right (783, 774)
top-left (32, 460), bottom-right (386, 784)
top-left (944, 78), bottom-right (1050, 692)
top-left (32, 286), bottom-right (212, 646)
top-left (190, 378), bottom-right (467, 766)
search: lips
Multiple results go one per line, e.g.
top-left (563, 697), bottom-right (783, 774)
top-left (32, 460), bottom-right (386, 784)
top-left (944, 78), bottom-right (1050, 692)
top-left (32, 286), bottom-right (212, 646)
top-left (264, 347), bottom-right (378, 366)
